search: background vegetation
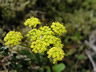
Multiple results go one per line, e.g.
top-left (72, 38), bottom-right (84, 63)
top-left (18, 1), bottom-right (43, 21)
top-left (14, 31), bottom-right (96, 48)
top-left (0, 0), bottom-right (96, 72)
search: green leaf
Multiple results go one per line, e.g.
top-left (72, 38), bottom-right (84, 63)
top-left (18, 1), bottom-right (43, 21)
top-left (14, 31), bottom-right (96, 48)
top-left (53, 63), bottom-right (66, 72)
top-left (47, 63), bottom-right (66, 72)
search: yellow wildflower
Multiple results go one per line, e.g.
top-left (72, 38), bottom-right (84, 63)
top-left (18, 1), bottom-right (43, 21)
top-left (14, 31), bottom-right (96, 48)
top-left (24, 16), bottom-right (41, 28)
top-left (47, 47), bottom-right (65, 64)
top-left (31, 40), bottom-right (48, 53)
top-left (27, 29), bottom-right (42, 41)
top-left (4, 31), bottom-right (23, 47)
top-left (51, 22), bottom-right (67, 35)
top-left (40, 26), bottom-right (54, 35)
top-left (41, 35), bottom-right (63, 48)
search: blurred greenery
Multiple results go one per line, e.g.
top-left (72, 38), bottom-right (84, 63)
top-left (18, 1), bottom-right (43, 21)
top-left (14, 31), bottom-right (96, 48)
top-left (0, 0), bottom-right (96, 72)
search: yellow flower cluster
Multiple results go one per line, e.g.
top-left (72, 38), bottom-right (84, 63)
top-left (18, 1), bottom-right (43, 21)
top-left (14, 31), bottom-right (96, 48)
top-left (41, 35), bottom-right (63, 48)
top-left (47, 47), bottom-right (65, 64)
top-left (27, 29), bottom-right (42, 41)
top-left (24, 17), bottom-right (41, 28)
top-left (31, 40), bottom-right (48, 53)
top-left (51, 22), bottom-right (67, 35)
top-left (24, 17), bottom-right (67, 64)
top-left (40, 26), bottom-right (54, 35)
top-left (4, 31), bottom-right (23, 47)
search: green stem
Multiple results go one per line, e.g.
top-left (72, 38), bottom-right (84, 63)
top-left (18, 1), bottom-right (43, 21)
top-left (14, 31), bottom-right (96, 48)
top-left (48, 58), bottom-right (53, 72)
top-left (45, 52), bottom-right (53, 72)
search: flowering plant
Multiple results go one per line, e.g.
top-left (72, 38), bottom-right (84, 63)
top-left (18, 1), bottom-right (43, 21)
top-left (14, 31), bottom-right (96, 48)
top-left (4, 16), bottom-right (67, 71)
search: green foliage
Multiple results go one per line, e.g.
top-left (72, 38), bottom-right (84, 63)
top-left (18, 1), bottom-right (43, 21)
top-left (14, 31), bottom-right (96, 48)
top-left (0, 46), bottom-right (44, 72)
top-left (0, 0), bottom-right (96, 71)
top-left (75, 54), bottom-right (86, 60)
top-left (52, 63), bottom-right (66, 72)
top-left (47, 63), bottom-right (66, 72)
top-left (0, 0), bottom-right (36, 28)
